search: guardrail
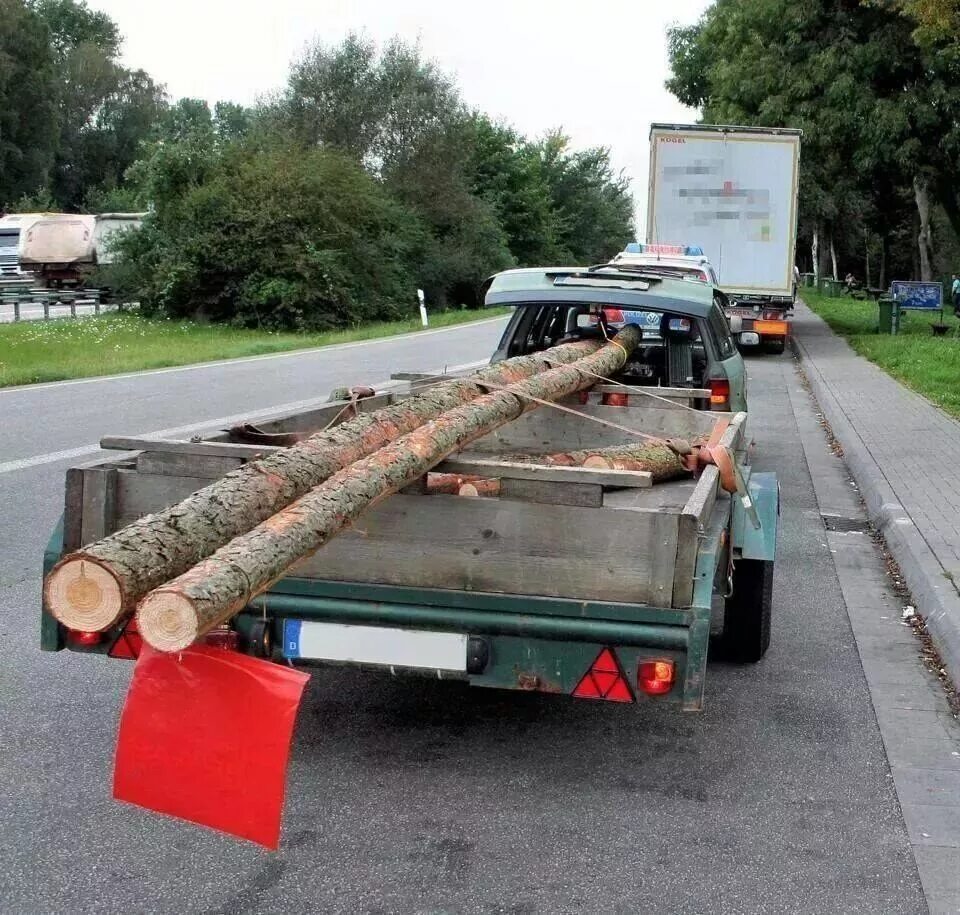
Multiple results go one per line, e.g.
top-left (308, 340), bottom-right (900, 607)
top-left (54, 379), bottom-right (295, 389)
top-left (0, 283), bottom-right (133, 322)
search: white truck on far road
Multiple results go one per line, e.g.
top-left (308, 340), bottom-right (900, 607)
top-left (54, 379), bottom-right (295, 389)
top-left (647, 123), bottom-right (802, 353)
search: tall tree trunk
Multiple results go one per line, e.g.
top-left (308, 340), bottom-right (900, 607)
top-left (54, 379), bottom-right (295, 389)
top-left (812, 226), bottom-right (820, 282)
top-left (45, 339), bottom-right (599, 632)
top-left (136, 327), bottom-right (644, 652)
top-left (880, 236), bottom-right (888, 289)
top-left (829, 233), bottom-right (839, 281)
top-left (865, 231), bottom-right (872, 288)
top-left (914, 175), bottom-right (935, 281)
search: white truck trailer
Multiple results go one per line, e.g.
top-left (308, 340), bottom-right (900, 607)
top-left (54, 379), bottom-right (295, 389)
top-left (646, 124), bottom-right (801, 353)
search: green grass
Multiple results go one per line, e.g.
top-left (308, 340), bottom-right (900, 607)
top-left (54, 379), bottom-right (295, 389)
top-left (0, 308), bottom-right (510, 388)
top-left (803, 288), bottom-right (960, 417)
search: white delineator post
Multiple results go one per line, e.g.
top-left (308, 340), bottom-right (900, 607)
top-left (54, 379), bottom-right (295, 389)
top-left (418, 288), bottom-right (428, 327)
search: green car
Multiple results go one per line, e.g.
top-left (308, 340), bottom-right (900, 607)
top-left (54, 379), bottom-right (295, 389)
top-left (487, 265), bottom-right (747, 413)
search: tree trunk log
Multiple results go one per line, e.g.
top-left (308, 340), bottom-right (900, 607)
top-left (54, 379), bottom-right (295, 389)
top-left (512, 442), bottom-right (692, 483)
top-left (914, 175), bottom-right (935, 282)
top-left (45, 339), bottom-right (599, 632)
top-left (829, 233), bottom-right (839, 281)
top-left (137, 327), bottom-right (642, 651)
top-left (812, 226), bottom-right (820, 283)
top-left (425, 473), bottom-right (500, 496)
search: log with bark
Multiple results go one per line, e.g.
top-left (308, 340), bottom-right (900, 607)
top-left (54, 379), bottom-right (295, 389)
top-left (136, 326), bottom-right (642, 652)
top-left (508, 442), bottom-right (695, 483)
top-left (45, 339), bottom-right (600, 632)
top-left (424, 473), bottom-right (501, 497)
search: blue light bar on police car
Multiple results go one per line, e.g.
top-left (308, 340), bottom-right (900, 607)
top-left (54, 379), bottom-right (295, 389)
top-left (623, 242), bottom-right (705, 256)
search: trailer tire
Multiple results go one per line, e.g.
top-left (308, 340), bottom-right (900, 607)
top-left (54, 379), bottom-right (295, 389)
top-left (722, 558), bottom-right (773, 662)
top-left (765, 338), bottom-right (786, 355)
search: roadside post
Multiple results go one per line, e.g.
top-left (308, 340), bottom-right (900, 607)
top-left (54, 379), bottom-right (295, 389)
top-left (417, 288), bottom-right (428, 327)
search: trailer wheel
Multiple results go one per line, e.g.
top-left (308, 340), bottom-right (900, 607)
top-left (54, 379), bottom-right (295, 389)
top-left (722, 558), bottom-right (773, 662)
top-left (765, 338), bottom-right (786, 355)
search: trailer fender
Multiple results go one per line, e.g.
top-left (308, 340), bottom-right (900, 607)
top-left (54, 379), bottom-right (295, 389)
top-left (732, 471), bottom-right (779, 562)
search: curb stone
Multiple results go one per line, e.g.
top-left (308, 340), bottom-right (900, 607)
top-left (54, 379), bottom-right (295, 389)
top-left (791, 321), bottom-right (960, 691)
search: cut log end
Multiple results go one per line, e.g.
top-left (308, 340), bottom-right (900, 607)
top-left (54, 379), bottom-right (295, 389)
top-left (44, 557), bottom-right (124, 632)
top-left (137, 591), bottom-right (199, 652)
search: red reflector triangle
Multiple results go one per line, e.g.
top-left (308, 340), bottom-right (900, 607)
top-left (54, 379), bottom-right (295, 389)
top-left (592, 669), bottom-right (619, 695)
top-left (571, 672), bottom-right (602, 699)
top-left (605, 677), bottom-right (634, 703)
top-left (571, 648), bottom-right (634, 703)
top-left (592, 648), bottom-right (620, 673)
top-left (109, 619), bottom-right (142, 660)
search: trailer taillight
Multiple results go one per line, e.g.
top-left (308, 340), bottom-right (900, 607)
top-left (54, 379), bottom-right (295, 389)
top-left (709, 378), bottom-right (730, 409)
top-left (68, 629), bottom-right (102, 647)
top-left (638, 660), bottom-right (675, 696)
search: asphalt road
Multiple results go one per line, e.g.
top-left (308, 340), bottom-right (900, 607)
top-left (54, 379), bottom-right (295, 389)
top-left (0, 332), bottom-right (928, 914)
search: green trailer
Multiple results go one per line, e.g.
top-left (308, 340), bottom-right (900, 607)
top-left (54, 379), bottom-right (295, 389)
top-left (41, 378), bottom-right (777, 712)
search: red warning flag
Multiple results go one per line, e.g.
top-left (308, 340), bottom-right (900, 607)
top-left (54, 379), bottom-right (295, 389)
top-left (113, 643), bottom-right (309, 849)
top-left (571, 648), bottom-right (634, 703)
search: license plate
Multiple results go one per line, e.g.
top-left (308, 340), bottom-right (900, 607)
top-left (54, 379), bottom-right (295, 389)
top-left (282, 620), bottom-right (468, 671)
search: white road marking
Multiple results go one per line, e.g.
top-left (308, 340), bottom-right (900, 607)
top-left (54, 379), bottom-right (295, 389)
top-left (0, 315), bottom-right (506, 394)
top-left (0, 359), bottom-right (487, 476)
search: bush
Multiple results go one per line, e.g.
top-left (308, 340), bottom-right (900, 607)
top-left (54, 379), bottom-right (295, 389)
top-left (113, 143), bottom-right (427, 330)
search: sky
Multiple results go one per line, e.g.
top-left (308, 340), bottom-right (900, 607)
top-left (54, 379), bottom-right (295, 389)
top-left (90, 0), bottom-right (710, 231)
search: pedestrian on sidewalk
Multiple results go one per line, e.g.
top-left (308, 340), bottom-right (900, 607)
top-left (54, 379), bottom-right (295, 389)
top-left (952, 273), bottom-right (960, 315)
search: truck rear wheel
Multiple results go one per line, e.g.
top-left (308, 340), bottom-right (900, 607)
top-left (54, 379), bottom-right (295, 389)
top-left (722, 558), bottom-right (773, 662)
top-left (764, 338), bottom-right (786, 355)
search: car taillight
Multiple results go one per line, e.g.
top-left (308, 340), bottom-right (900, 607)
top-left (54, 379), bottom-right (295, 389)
top-left (602, 392), bottom-right (629, 407)
top-left (710, 378), bottom-right (730, 409)
top-left (602, 307), bottom-right (625, 323)
top-left (638, 659), bottom-right (675, 696)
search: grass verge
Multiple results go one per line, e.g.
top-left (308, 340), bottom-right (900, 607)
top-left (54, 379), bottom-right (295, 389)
top-left (803, 288), bottom-right (960, 418)
top-left (0, 308), bottom-right (510, 388)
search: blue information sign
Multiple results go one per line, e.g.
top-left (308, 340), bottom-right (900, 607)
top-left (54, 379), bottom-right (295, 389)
top-left (891, 281), bottom-right (942, 310)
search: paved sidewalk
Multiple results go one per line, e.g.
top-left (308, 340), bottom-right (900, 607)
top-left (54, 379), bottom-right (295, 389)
top-left (793, 299), bottom-right (960, 686)
top-left (792, 299), bottom-right (960, 913)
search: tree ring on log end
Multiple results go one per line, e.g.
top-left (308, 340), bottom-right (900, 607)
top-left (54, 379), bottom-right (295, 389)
top-left (44, 557), bottom-right (123, 632)
top-left (137, 592), bottom-right (198, 652)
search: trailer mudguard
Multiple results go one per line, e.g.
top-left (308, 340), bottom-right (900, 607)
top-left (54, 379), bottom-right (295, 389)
top-left (732, 471), bottom-right (779, 562)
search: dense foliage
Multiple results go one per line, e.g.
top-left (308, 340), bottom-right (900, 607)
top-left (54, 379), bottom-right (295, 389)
top-left (666, 0), bottom-right (960, 285)
top-left (0, 7), bottom-right (635, 327)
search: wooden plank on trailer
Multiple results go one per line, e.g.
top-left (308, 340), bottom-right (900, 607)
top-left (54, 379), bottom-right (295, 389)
top-left (136, 451), bottom-right (243, 479)
top-left (101, 437), bottom-right (280, 460)
top-left (62, 468), bottom-right (85, 552)
top-left (500, 477), bottom-right (603, 508)
top-left (592, 385), bottom-right (711, 399)
top-left (114, 469), bottom-right (213, 524)
top-left (79, 467), bottom-right (118, 545)
top-left (291, 494), bottom-right (681, 606)
top-left (669, 414), bottom-right (746, 608)
top-left (437, 457), bottom-right (652, 489)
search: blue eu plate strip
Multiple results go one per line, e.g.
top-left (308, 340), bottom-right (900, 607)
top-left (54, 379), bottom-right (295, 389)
top-left (282, 619), bottom-right (302, 659)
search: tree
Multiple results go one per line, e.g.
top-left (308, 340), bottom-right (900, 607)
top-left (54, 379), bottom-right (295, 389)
top-left (113, 142), bottom-right (428, 329)
top-left (0, 0), bottom-right (58, 208)
top-left (666, 0), bottom-right (931, 281)
top-left (466, 116), bottom-right (561, 266)
top-left (537, 132), bottom-right (634, 264)
top-left (32, 0), bottom-right (166, 210)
